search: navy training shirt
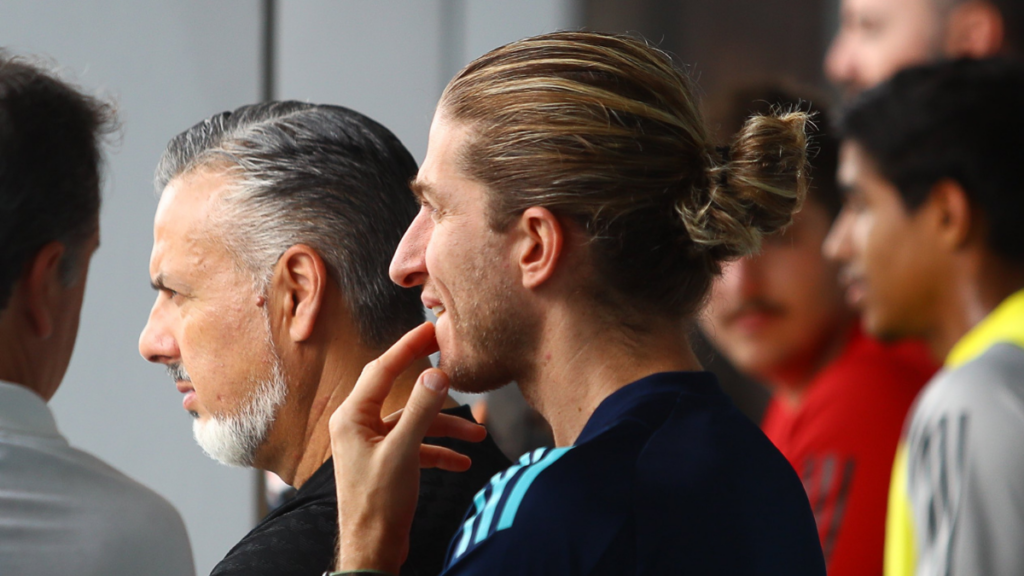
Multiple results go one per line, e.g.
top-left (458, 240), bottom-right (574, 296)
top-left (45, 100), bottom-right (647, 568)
top-left (443, 371), bottom-right (826, 575)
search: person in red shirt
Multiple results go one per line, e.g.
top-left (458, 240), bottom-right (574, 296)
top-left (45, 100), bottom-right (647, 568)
top-left (700, 88), bottom-right (936, 576)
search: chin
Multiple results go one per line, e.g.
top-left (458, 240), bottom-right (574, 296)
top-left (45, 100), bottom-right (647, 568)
top-left (440, 352), bottom-right (518, 395)
top-left (861, 312), bottom-right (903, 343)
top-left (192, 362), bottom-right (289, 468)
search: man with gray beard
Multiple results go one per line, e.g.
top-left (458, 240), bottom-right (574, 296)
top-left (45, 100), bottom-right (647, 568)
top-left (139, 102), bottom-right (510, 576)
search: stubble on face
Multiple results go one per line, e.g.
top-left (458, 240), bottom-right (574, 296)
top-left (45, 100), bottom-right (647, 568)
top-left (437, 232), bottom-right (540, 394)
top-left (178, 309), bottom-right (288, 468)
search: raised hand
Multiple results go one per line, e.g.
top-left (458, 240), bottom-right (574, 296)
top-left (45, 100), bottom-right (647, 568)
top-left (329, 322), bottom-right (486, 574)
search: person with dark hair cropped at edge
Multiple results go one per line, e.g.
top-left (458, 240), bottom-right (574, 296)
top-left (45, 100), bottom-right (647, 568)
top-left (826, 58), bottom-right (1024, 576)
top-left (324, 32), bottom-right (826, 576)
top-left (0, 54), bottom-right (194, 576)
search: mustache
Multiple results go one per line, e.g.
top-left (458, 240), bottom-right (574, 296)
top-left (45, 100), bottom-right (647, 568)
top-left (167, 362), bottom-right (191, 383)
top-left (720, 298), bottom-right (786, 324)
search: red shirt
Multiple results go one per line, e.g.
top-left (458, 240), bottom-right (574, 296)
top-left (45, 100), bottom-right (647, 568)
top-left (762, 325), bottom-right (935, 576)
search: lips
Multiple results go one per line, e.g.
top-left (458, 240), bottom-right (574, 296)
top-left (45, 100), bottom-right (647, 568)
top-left (182, 390), bottom-right (197, 411)
top-left (838, 267), bottom-right (866, 308)
top-left (729, 310), bottom-right (781, 333)
top-left (422, 290), bottom-right (446, 319)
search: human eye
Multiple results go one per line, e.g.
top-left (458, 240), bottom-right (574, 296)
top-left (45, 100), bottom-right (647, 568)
top-left (845, 191), bottom-right (869, 214)
top-left (420, 199), bottom-right (444, 222)
top-left (856, 14), bottom-right (885, 38)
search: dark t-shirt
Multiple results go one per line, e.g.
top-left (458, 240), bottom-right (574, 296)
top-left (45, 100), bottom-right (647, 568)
top-left (443, 372), bottom-right (826, 575)
top-left (211, 406), bottom-right (511, 576)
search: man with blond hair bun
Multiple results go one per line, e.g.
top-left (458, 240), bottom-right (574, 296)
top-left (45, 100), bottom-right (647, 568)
top-left (325, 32), bottom-right (827, 575)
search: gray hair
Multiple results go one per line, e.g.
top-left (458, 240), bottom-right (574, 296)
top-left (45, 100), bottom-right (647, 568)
top-left (155, 102), bottom-right (423, 349)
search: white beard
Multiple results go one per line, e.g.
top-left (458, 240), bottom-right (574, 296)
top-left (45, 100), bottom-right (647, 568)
top-left (192, 356), bottom-right (288, 467)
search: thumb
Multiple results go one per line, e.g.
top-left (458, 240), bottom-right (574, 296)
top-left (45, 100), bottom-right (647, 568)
top-left (391, 369), bottom-right (450, 446)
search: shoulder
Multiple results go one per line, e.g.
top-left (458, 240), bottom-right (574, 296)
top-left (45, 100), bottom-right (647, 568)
top-left (796, 336), bottom-right (933, 431)
top-left (213, 466), bottom-right (338, 576)
top-left (31, 446), bottom-right (194, 574)
top-left (444, 444), bottom-right (633, 574)
top-left (915, 344), bottom-right (1024, 419)
top-left (819, 335), bottom-right (934, 399)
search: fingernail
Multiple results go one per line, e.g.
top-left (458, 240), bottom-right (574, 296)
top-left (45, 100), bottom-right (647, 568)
top-left (422, 371), bottom-right (446, 393)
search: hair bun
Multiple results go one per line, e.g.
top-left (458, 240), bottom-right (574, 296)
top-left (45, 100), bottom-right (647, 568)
top-left (678, 110), bottom-right (810, 260)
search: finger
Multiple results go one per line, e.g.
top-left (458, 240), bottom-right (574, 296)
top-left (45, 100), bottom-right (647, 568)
top-left (424, 414), bottom-right (487, 442)
top-left (382, 411), bottom-right (487, 443)
top-left (390, 368), bottom-right (451, 450)
top-left (420, 444), bottom-right (473, 472)
top-left (345, 322), bottom-right (438, 418)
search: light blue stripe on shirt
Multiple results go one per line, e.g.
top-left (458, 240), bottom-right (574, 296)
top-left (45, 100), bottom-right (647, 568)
top-left (453, 487), bottom-right (490, 558)
top-left (496, 446), bottom-right (572, 530)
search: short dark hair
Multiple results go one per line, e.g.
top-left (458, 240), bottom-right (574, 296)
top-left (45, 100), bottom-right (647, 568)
top-left (0, 54), bottom-right (115, 311)
top-left (156, 102), bottom-right (423, 350)
top-left (722, 85), bottom-right (841, 221)
top-left (841, 57), bottom-right (1024, 263)
top-left (990, 0), bottom-right (1024, 55)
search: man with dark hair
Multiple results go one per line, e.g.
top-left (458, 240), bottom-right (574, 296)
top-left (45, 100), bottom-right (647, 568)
top-left (700, 87), bottom-right (935, 576)
top-left (825, 57), bottom-right (1024, 576)
top-left (139, 102), bottom-right (509, 576)
top-left (826, 0), bottom-right (1021, 96)
top-left (0, 54), bottom-right (194, 575)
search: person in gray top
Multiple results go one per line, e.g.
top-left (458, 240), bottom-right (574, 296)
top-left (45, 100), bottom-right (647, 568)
top-left (825, 57), bottom-right (1024, 576)
top-left (0, 53), bottom-right (194, 576)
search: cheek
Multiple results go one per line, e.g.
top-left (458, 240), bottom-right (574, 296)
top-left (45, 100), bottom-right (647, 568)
top-left (708, 269), bottom-right (740, 308)
top-left (183, 305), bottom-right (267, 393)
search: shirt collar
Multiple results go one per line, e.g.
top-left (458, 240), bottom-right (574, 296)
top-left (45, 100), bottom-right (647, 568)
top-left (946, 288), bottom-right (1024, 368)
top-left (0, 380), bottom-right (62, 439)
top-left (574, 371), bottom-right (720, 446)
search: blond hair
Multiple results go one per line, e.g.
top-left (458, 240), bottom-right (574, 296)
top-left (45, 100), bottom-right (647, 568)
top-left (441, 31), bottom-right (808, 318)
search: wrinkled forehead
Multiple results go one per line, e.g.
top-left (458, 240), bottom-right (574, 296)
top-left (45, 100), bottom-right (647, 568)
top-left (150, 168), bottom-right (237, 273)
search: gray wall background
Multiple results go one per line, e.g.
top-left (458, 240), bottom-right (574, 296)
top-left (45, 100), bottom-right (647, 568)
top-left (1, 1), bottom-right (576, 573)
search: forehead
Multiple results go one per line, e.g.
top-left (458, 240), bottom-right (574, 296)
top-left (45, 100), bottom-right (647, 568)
top-left (838, 140), bottom-right (873, 184)
top-left (151, 168), bottom-right (235, 273)
top-left (415, 112), bottom-right (478, 201)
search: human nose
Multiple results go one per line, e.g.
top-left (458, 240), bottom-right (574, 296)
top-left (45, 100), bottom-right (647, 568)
top-left (389, 207), bottom-right (431, 288)
top-left (823, 208), bottom-right (853, 263)
top-left (139, 297), bottom-right (179, 364)
top-left (724, 255), bottom-right (764, 299)
top-left (824, 31), bottom-right (856, 88)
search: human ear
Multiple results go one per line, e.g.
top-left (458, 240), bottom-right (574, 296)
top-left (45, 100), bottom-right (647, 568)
top-left (23, 241), bottom-right (66, 339)
top-left (515, 207), bottom-right (563, 290)
top-left (928, 179), bottom-right (974, 250)
top-left (945, 1), bottom-right (1005, 58)
top-left (272, 245), bottom-right (327, 343)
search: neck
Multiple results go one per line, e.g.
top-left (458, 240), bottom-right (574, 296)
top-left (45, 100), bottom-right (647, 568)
top-left (518, 304), bottom-right (701, 447)
top-left (762, 314), bottom-right (856, 410)
top-left (264, 343), bottom-right (437, 488)
top-left (926, 252), bottom-right (1024, 360)
top-left (0, 303), bottom-right (56, 401)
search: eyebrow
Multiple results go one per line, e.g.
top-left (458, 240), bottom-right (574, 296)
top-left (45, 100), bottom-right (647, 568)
top-left (838, 181), bottom-right (866, 201)
top-left (409, 177), bottom-right (435, 203)
top-left (150, 273), bottom-right (168, 292)
top-left (150, 273), bottom-right (191, 294)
